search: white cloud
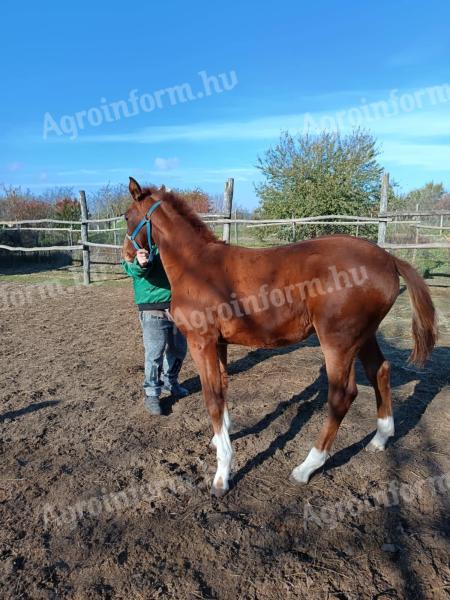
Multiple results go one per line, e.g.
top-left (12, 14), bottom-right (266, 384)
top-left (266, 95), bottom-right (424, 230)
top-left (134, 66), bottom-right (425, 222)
top-left (55, 165), bottom-right (257, 183)
top-left (24, 82), bottom-right (450, 183)
top-left (381, 141), bottom-right (450, 170)
top-left (154, 157), bottom-right (180, 171)
top-left (78, 117), bottom-right (285, 144)
top-left (71, 104), bottom-right (450, 148)
top-left (6, 161), bottom-right (24, 172)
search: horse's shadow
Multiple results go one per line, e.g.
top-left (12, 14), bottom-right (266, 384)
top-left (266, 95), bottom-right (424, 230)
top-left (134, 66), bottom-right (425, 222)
top-left (235, 342), bottom-right (450, 597)
top-left (171, 332), bottom-right (449, 486)
top-left (227, 335), bottom-right (449, 488)
top-left (163, 335), bottom-right (320, 414)
top-left (231, 364), bottom-right (329, 488)
top-left (323, 340), bottom-right (450, 476)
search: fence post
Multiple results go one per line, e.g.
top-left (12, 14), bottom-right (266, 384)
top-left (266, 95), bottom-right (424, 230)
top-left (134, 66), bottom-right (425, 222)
top-left (377, 172), bottom-right (389, 247)
top-left (222, 178), bottom-right (234, 243)
top-left (79, 190), bottom-right (90, 285)
top-left (113, 217), bottom-right (118, 247)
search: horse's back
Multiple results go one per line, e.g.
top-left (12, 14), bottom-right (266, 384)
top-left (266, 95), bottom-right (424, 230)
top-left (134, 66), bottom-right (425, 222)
top-left (223, 235), bottom-right (397, 296)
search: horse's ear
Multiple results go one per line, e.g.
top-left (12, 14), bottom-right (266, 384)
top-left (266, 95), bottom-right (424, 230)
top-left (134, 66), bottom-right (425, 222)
top-left (159, 184), bottom-right (166, 194)
top-left (129, 177), bottom-right (143, 201)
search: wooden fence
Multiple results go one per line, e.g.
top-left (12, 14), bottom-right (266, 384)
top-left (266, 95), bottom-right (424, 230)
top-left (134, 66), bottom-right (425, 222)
top-left (1, 174), bottom-right (449, 284)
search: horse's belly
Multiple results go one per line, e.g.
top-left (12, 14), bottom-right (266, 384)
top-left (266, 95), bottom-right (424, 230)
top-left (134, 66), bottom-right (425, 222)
top-left (221, 313), bottom-right (313, 348)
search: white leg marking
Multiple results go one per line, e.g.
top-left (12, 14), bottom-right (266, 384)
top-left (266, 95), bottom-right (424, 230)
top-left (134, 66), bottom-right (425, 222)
top-left (290, 447), bottom-right (329, 484)
top-left (367, 416), bottom-right (395, 451)
top-left (212, 423), bottom-right (233, 495)
top-left (211, 408), bottom-right (231, 448)
top-left (223, 407), bottom-right (231, 431)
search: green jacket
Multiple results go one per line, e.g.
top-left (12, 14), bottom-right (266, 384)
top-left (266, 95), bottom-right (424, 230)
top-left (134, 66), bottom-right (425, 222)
top-left (121, 249), bottom-right (171, 309)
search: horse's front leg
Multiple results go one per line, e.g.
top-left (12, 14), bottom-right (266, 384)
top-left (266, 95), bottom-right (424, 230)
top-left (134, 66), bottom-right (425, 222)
top-left (217, 342), bottom-right (232, 432)
top-left (188, 337), bottom-right (233, 497)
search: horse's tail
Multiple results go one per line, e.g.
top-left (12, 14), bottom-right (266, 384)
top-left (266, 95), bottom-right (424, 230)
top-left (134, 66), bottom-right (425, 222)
top-left (393, 256), bottom-right (438, 366)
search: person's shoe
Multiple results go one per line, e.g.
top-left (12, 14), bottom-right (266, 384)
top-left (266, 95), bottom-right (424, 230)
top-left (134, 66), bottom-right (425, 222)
top-left (144, 395), bottom-right (162, 415)
top-left (162, 382), bottom-right (189, 397)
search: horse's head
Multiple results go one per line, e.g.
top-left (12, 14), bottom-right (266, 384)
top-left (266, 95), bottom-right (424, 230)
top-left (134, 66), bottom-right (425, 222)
top-left (122, 177), bottom-right (165, 261)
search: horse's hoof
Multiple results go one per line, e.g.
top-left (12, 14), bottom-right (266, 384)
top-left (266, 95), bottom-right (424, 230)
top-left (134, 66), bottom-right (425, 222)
top-left (366, 440), bottom-right (386, 452)
top-left (211, 484), bottom-right (228, 498)
top-left (289, 471), bottom-right (309, 485)
top-left (211, 474), bottom-right (229, 497)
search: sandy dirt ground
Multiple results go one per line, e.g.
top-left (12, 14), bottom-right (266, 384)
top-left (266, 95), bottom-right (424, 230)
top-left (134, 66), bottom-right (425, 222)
top-left (0, 278), bottom-right (449, 599)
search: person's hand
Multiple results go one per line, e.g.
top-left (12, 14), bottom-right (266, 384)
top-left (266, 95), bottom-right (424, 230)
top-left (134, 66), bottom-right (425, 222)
top-left (136, 249), bottom-right (150, 267)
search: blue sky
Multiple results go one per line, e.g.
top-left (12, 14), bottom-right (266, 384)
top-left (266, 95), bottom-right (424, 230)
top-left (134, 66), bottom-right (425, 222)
top-left (1, 0), bottom-right (449, 208)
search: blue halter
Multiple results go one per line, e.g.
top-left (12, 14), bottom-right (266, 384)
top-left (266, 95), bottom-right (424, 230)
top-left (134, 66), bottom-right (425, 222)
top-left (127, 201), bottom-right (162, 255)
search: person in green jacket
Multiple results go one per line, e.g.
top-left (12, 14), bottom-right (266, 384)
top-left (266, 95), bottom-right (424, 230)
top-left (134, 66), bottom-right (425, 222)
top-left (122, 248), bottom-right (188, 415)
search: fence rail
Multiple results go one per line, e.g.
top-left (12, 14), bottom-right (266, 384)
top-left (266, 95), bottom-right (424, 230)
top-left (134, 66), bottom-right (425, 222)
top-left (0, 244), bottom-right (83, 252)
top-left (0, 218), bottom-right (82, 226)
top-left (1, 173), bottom-right (449, 284)
top-left (383, 242), bottom-right (450, 249)
top-left (2, 226), bottom-right (80, 232)
top-left (382, 210), bottom-right (450, 218)
top-left (78, 241), bottom-right (122, 250)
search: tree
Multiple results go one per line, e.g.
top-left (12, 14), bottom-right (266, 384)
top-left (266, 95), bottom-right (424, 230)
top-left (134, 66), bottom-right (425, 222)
top-left (92, 184), bottom-right (213, 217)
top-left (436, 193), bottom-right (450, 211)
top-left (40, 186), bottom-right (75, 204)
top-left (92, 184), bottom-right (130, 217)
top-left (174, 187), bottom-right (212, 213)
top-left (54, 198), bottom-right (81, 222)
top-left (403, 182), bottom-right (446, 212)
top-left (0, 185), bottom-right (53, 221)
top-left (255, 130), bottom-right (386, 240)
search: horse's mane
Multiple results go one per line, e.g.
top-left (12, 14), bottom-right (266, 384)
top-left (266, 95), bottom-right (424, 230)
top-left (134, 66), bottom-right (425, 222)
top-left (141, 187), bottom-right (220, 244)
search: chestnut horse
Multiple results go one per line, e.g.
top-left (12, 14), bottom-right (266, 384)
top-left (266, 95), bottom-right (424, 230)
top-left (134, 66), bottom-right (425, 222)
top-left (123, 178), bottom-right (437, 497)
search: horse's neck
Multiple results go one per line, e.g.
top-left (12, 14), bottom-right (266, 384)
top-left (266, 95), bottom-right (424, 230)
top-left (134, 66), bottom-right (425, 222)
top-left (155, 213), bottom-right (207, 283)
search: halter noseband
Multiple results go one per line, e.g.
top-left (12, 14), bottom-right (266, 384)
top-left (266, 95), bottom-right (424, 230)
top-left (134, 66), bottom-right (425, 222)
top-left (127, 200), bottom-right (162, 254)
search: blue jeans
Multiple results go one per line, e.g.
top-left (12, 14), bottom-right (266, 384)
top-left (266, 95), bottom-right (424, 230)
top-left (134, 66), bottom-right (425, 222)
top-left (138, 310), bottom-right (187, 398)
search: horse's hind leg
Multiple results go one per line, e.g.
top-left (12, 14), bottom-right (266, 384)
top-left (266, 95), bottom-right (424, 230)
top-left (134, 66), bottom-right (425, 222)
top-left (188, 337), bottom-right (233, 497)
top-left (290, 350), bottom-right (358, 484)
top-left (359, 335), bottom-right (394, 451)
